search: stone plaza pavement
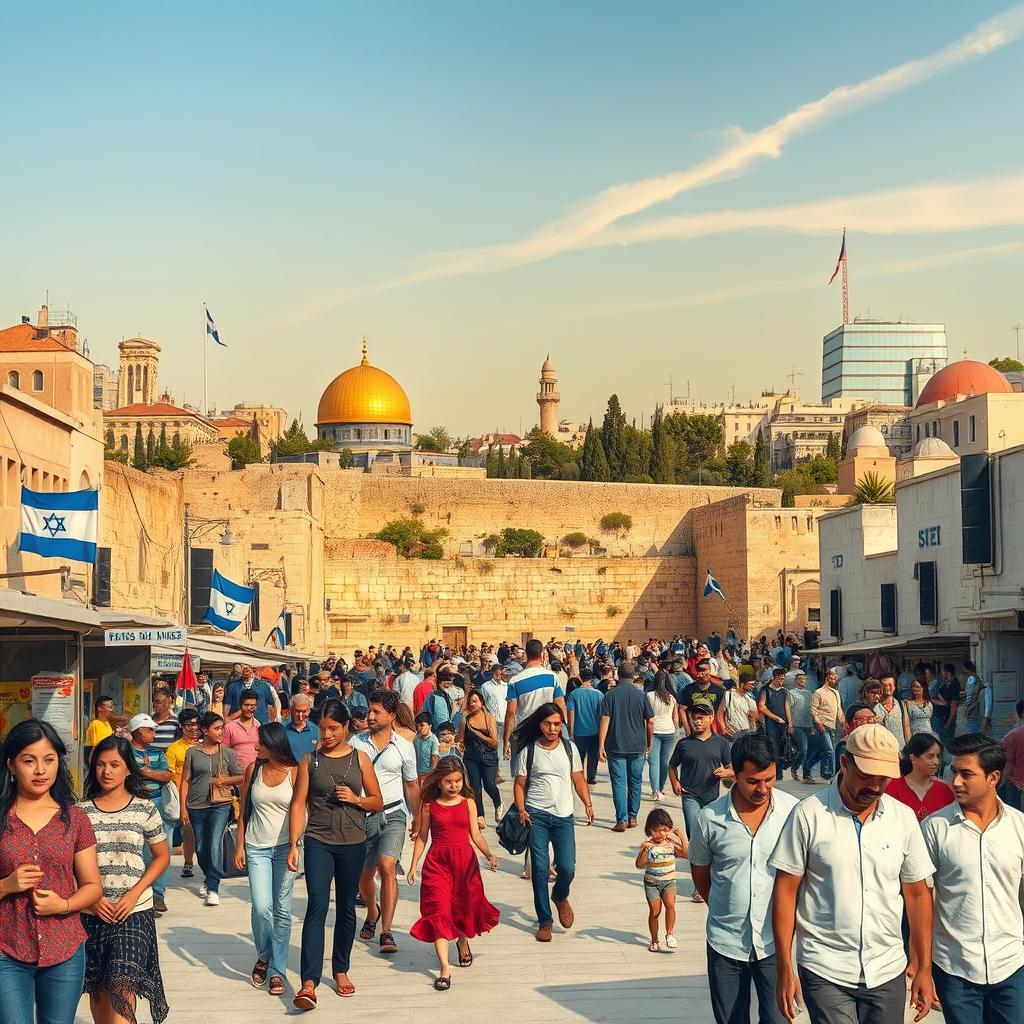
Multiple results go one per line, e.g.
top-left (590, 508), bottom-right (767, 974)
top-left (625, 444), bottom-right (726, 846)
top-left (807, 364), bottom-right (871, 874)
top-left (75, 773), bottom-right (942, 1023)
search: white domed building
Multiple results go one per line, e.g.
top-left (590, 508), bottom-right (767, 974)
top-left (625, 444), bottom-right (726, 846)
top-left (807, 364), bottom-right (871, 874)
top-left (838, 425), bottom-right (896, 495)
top-left (895, 435), bottom-right (960, 483)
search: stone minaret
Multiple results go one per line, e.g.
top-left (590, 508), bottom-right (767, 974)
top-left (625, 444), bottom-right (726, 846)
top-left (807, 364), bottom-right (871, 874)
top-left (117, 337), bottom-right (161, 407)
top-left (537, 355), bottom-right (560, 436)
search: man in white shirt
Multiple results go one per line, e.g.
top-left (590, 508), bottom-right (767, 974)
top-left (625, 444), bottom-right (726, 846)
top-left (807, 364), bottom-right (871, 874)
top-left (837, 664), bottom-right (863, 710)
top-left (721, 672), bottom-right (759, 738)
top-left (393, 658), bottom-right (419, 710)
top-left (690, 733), bottom-right (798, 1024)
top-left (922, 733), bottom-right (1024, 1022)
top-left (769, 724), bottom-right (935, 1023)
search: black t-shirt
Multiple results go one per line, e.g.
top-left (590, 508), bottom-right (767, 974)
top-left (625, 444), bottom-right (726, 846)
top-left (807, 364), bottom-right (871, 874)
top-left (669, 734), bottom-right (732, 806)
top-left (598, 684), bottom-right (654, 756)
top-left (760, 684), bottom-right (788, 722)
top-left (678, 682), bottom-right (724, 717)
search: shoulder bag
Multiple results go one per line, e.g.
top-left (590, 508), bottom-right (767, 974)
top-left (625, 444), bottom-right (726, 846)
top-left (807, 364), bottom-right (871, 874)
top-left (210, 746), bottom-right (236, 805)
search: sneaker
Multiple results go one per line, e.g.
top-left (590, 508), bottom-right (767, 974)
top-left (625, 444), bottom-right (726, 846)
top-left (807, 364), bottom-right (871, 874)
top-left (199, 883), bottom-right (208, 899)
top-left (495, 802), bottom-right (505, 822)
top-left (153, 895), bottom-right (167, 915)
top-left (379, 931), bottom-right (398, 955)
top-left (205, 891), bottom-right (220, 906)
top-left (790, 768), bottom-right (799, 781)
top-left (665, 933), bottom-right (678, 950)
top-left (180, 865), bottom-right (194, 879)
top-left (801, 775), bottom-right (816, 785)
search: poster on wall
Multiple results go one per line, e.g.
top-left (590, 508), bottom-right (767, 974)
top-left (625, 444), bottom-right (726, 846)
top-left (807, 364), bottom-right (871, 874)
top-left (0, 682), bottom-right (32, 741)
top-left (31, 673), bottom-right (78, 755)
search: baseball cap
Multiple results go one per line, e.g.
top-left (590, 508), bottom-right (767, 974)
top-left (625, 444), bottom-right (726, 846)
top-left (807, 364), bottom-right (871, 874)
top-left (844, 724), bottom-right (900, 778)
top-left (689, 704), bottom-right (714, 717)
top-left (128, 713), bottom-right (157, 732)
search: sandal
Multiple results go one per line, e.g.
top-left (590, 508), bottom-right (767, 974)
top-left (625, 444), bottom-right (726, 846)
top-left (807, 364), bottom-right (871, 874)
top-left (379, 930), bottom-right (398, 954)
top-left (457, 940), bottom-right (474, 967)
top-left (692, 891), bottom-right (704, 904)
top-left (335, 978), bottom-right (356, 998)
top-left (434, 975), bottom-right (452, 991)
top-left (251, 959), bottom-right (269, 987)
top-left (293, 985), bottom-right (317, 1011)
top-left (648, 940), bottom-right (661, 953)
top-left (359, 904), bottom-right (381, 940)
top-left (268, 976), bottom-right (285, 996)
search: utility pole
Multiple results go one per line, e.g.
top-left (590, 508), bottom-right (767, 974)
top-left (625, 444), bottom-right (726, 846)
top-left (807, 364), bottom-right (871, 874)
top-left (1012, 324), bottom-right (1023, 362)
top-left (787, 365), bottom-right (804, 396)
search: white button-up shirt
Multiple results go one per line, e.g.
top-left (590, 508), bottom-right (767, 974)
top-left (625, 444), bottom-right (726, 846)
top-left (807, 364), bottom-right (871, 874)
top-left (351, 731), bottom-right (417, 810)
top-left (921, 801), bottom-right (1024, 986)
top-left (689, 788), bottom-right (799, 960)
top-left (768, 784), bottom-right (934, 988)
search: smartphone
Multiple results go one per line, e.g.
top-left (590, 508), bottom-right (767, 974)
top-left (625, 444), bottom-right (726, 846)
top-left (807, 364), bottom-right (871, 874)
top-left (330, 773), bottom-right (345, 788)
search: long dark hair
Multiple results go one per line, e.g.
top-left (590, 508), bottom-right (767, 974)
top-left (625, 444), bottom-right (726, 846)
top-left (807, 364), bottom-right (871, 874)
top-left (256, 722), bottom-right (299, 768)
top-left (510, 701), bottom-right (565, 751)
top-left (652, 669), bottom-right (674, 705)
top-left (84, 736), bottom-right (151, 800)
top-left (419, 756), bottom-right (474, 804)
top-left (900, 732), bottom-right (943, 777)
top-left (0, 719), bottom-right (77, 834)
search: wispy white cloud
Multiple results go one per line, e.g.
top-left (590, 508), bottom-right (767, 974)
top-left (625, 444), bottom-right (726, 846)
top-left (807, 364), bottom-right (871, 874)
top-left (381, 5), bottom-right (1024, 289)
top-left (567, 240), bottom-right (1023, 319)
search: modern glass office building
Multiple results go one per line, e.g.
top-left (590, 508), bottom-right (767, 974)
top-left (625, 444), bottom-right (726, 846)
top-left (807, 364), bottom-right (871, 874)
top-left (821, 320), bottom-right (947, 406)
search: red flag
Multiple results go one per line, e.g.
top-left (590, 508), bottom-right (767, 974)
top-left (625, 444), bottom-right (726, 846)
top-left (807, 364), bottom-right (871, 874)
top-left (828, 229), bottom-right (846, 285)
top-left (175, 647), bottom-right (198, 692)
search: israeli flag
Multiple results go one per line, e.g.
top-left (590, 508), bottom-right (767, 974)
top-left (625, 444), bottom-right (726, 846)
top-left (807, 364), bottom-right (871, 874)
top-left (19, 486), bottom-right (98, 563)
top-left (270, 608), bottom-right (287, 649)
top-left (204, 570), bottom-right (255, 632)
top-left (703, 569), bottom-right (726, 601)
top-left (206, 305), bottom-right (226, 347)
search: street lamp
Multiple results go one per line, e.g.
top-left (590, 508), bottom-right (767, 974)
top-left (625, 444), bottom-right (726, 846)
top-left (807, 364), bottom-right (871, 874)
top-left (183, 502), bottom-right (237, 625)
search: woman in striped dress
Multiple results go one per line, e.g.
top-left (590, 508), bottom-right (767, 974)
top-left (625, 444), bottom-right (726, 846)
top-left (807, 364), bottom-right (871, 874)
top-left (81, 735), bottom-right (170, 1024)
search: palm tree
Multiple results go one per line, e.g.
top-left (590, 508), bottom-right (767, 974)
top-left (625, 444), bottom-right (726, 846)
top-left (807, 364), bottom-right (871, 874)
top-left (850, 470), bottom-right (895, 505)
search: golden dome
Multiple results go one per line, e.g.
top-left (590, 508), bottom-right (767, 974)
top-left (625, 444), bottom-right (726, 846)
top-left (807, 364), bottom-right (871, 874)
top-left (316, 338), bottom-right (412, 426)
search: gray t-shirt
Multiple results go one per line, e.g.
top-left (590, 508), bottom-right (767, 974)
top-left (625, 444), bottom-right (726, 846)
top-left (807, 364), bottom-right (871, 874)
top-left (599, 684), bottom-right (654, 756)
top-left (669, 734), bottom-right (732, 806)
top-left (182, 744), bottom-right (241, 809)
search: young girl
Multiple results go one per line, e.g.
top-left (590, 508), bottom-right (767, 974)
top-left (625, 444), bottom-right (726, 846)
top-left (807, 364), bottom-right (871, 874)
top-left (635, 808), bottom-right (686, 953)
top-left (436, 723), bottom-right (462, 763)
top-left (82, 735), bottom-right (171, 1024)
top-left (406, 757), bottom-right (500, 991)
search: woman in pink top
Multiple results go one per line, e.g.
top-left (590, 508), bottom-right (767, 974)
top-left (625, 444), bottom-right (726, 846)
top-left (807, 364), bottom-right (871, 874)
top-left (887, 732), bottom-right (955, 822)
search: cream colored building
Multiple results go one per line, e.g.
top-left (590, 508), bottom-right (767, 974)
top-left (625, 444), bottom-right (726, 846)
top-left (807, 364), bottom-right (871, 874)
top-left (837, 426), bottom-right (896, 496)
top-left (117, 337), bottom-right (160, 407)
top-left (105, 401), bottom-right (220, 453)
top-left (766, 394), bottom-right (865, 471)
top-left (843, 403), bottom-right (913, 456)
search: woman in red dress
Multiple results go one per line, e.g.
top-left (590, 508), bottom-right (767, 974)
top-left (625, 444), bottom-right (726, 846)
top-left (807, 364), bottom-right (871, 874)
top-left (407, 756), bottom-right (499, 991)
top-left (888, 732), bottom-right (955, 822)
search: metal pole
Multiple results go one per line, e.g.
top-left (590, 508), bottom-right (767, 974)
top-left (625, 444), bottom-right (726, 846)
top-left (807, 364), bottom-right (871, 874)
top-left (184, 503), bottom-right (191, 627)
top-left (203, 304), bottom-right (208, 416)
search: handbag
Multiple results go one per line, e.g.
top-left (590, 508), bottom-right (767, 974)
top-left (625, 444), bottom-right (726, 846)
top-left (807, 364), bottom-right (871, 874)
top-left (210, 747), bottom-right (236, 805)
top-left (160, 780), bottom-right (180, 821)
top-left (220, 819), bottom-right (246, 879)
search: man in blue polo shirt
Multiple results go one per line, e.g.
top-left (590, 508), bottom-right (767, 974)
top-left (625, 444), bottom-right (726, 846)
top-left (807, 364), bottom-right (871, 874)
top-left (502, 639), bottom-right (566, 761)
top-left (283, 693), bottom-right (319, 760)
top-left (226, 664), bottom-right (278, 724)
top-left (567, 668), bottom-right (603, 785)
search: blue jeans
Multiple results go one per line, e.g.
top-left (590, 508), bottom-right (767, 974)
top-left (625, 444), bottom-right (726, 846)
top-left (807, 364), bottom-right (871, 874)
top-left (791, 726), bottom-right (811, 776)
top-left (681, 794), bottom-right (705, 841)
top-left (247, 842), bottom-right (295, 979)
top-left (0, 944), bottom-right (85, 1024)
top-left (933, 963), bottom-right (1024, 1024)
top-left (190, 803), bottom-right (233, 893)
top-left (647, 734), bottom-right (675, 794)
top-left (804, 727), bottom-right (835, 779)
top-left (607, 752), bottom-right (644, 824)
top-left (143, 795), bottom-right (176, 898)
top-left (526, 806), bottom-right (576, 927)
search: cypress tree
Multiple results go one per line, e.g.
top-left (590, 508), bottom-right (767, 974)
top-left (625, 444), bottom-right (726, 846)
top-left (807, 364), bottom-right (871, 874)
top-left (485, 443), bottom-right (497, 478)
top-left (507, 446), bottom-right (519, 479)
top-left (752, 428), bottom-right (771, 487)
top-left (496, 445), bottom-right (506, 479)
top-left (145, 428), bottom-right (156, 464)
top-left (825, 431), bottom-right (841, 463)
top-left (601, 395), bottom-right (627, 481)
top-left (650, 412), bottom-right (675, 484)
top-left (132, 424), bottom-right (146, 470)
top-left (104, 425), bottom-right (116, 450)
top-left (580, 420), bottom-right (610, 482)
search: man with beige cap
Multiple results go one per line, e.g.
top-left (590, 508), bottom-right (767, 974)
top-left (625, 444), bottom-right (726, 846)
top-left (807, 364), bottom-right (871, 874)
top-left (768, 723), bottom-right (936, 1023)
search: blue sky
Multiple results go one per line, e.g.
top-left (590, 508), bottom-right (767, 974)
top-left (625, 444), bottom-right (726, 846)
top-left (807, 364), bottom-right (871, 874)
top-left (3, 2), bottom-right (1023, 436)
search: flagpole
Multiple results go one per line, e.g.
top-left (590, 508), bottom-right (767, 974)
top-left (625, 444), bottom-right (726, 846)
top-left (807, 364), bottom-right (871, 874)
top-left (841, 227), bottom-right (849, 325)
top-left (202, 301), bottom-right (208, 416)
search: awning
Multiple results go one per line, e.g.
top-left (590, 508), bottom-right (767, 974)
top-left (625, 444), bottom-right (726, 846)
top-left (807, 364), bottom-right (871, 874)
top-left (0, 588), bottom-right (176, 635)
top-left (180, 631), bottom-right (316, 668)
top-left (814, 633), bottom-right (970, 657)
top-left (813, 636), bottom-right (906, 656)
top-left (960, 607), bottom-right (1023, 629)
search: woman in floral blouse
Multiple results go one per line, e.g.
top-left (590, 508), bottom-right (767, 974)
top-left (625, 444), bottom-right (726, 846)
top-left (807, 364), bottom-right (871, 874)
top-left (0, 719), bottom-right (102, 1024)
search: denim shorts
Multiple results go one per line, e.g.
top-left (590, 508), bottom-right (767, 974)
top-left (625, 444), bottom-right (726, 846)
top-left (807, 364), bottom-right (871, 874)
top-left (644, 878), bottom-right (677, 902)
top-left (363, 808), bottom-right (407, 868)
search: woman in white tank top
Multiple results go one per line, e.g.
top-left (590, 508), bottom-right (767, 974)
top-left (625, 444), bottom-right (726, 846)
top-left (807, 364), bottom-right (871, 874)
top-left (235, 723), bottom-right (299, 995)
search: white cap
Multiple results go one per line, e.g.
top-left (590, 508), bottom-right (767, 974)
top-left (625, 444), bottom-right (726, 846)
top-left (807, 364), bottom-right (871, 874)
top-left (128, 713), bottom-right (157, 732)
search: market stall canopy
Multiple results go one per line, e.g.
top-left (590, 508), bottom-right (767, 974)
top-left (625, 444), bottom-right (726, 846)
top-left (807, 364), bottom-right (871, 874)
top-left (0, 589), bottom-right (176, 635)
top-left (813, 633), bottom-right (970, 657)
top-left (149, 630), bottom-right (315, 669)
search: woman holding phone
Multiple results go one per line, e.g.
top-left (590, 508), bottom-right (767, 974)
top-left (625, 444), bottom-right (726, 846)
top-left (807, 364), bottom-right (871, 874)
top-left (235, 722), bottom-right (299, 997)
top-left (288, 699), bottom-right (383, 1011)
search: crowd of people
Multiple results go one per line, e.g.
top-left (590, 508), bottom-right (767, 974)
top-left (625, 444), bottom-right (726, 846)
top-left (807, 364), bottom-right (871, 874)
top-left (2, 630), bottom-right (1023, 1023)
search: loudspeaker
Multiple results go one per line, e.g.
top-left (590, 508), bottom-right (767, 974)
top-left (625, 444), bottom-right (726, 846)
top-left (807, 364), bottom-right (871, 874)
top-left (880, 583), bottom-right (897, 634)
top-left (829, 588), bottom-right (842, 640)
top-left (284, 611), bottom-right (293, 645)
top-left (961, 454), bottom-right (992, 564)
top-left (918, 561), bottom-right (937, 626)
top-left (250, 585), bottom-right (260, 633)
top-left (190, 548), bottom-right (213, 625)
top-left (93, 547), bottom-right (111, 607)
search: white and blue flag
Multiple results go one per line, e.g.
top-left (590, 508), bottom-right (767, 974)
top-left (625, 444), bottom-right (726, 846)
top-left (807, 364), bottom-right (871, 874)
top-left (19, 485), bottom-right (98, 563)
top-left (204, 570), bottom-right (255, 632)
top-left (269, 608), bottom-right (287, 649)
top-left (205, 305), bottom-right (226, 347)
top-left (703, 569), bottom-right (726, 601)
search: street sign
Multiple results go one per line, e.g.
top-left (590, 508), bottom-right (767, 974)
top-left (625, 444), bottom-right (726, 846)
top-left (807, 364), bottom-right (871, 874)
top-left (104, 626), bottom-right (187, 647)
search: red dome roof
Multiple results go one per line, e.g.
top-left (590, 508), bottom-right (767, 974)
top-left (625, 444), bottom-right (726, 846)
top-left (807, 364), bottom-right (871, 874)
top-left (916, 359), bottom-right (1013, 407)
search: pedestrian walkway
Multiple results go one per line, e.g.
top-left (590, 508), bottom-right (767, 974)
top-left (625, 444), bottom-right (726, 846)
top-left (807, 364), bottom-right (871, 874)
top-left (75, 774), bottom-right (941, 1023)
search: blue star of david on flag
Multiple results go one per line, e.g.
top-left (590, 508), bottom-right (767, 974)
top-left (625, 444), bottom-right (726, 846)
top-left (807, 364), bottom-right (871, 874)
top-left (204, 570), bottom-right (255, 633)
top-left (42, 513), bottom-right (67, 537)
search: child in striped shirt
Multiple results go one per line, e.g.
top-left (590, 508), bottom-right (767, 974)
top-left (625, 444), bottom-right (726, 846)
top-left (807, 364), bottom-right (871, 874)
top-left (635, 808), bottom-right (687, 953)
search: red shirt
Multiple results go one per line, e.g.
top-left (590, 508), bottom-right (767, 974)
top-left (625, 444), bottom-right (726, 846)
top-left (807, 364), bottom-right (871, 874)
top-left (886, 775), bottom-right (956, 822)
top-left (0, 805), bottom-right (96, 966)
top-left (1004, 724), bottom-right (1024, 789)
top-left (413, 679), bottom-right (435, 715)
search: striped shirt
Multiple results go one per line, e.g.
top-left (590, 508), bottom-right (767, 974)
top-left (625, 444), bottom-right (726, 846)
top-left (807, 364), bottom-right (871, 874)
top-left (80, 797), bottom-right (165, 914)
top-left (151, 715), bottom-right (180, 753)
top-left (643, 842), bottom-right (676, 884)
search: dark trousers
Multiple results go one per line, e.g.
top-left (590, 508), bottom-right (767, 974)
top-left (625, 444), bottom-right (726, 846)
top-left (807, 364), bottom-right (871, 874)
top-left (465, 757), bottom-right (501, 816)
top-left (300, 837), bottom-right (366, 985)
top-left (707, 944), bottom-right (785, 1024)
top-left (190, 803), bottom-right (232, 893)
top-left (933, 963), bottom-right (1024, 1024)
top-left (764, 722), bottom-right (787, 779)
top-left (574, 733), bottom-right (599, 783)
top-left (526, 806), bottom-right (575, 927)
top-left (798, 966), bottom-right (905, 1024)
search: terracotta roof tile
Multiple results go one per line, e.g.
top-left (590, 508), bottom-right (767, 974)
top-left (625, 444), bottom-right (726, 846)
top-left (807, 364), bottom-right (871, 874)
top-left (0, 324), bottom-right (69, 352)
top-left (105, 402), bottom-right (202, 417)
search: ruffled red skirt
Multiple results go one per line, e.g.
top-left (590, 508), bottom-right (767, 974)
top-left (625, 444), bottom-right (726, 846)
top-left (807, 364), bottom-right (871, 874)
top-left (410, 843), bottom-right (500, 942)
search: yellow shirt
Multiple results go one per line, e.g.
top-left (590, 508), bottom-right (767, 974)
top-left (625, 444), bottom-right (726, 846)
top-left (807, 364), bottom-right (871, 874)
top-left (85, 719), bottom-right (113, 748)
top-left (165, 737), bottom-right (197, 786)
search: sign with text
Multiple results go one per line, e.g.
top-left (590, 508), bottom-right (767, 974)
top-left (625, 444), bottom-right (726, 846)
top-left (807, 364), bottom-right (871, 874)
top-left (31, 673), bottom-right (77, 753)
top-left (152, 652), bottom-right (201, 673)
top-left (104, 626), bottom-right (187, 647)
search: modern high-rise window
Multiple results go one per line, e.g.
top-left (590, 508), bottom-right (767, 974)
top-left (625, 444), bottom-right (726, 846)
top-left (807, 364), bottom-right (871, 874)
top-left (821, 320), bottom-right (947, 406)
